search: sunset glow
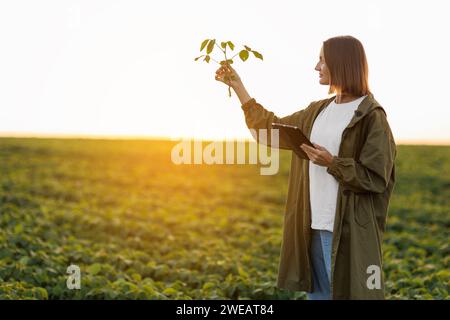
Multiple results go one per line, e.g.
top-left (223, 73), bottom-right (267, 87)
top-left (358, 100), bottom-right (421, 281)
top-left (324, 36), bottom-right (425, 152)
top-left (0, 0), bottom-right (449, 144)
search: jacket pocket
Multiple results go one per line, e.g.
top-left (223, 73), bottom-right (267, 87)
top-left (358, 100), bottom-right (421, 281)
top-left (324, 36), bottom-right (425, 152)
top-left (354, 193), bottom-right (373, 228)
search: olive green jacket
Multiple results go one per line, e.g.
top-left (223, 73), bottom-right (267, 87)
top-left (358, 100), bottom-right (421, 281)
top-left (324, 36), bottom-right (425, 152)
top-left (241, 93), bottom-right (397, 299)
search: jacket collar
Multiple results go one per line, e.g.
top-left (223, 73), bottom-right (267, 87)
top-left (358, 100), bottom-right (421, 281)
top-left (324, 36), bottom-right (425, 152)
top-left (317, 92), bottom-right (385, 130)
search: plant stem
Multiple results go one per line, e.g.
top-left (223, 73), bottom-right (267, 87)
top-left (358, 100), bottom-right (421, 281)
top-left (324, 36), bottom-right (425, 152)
top-left (210, 57), bottom-right (220, 64)
top-left (230, 52), bottom-right (239, 59)
top-left (211, 41), bottom-right (233, 96)
top-left (215, 42), bottom-right (226, 54)
top-left (224, 45), bottom-right (232, 97)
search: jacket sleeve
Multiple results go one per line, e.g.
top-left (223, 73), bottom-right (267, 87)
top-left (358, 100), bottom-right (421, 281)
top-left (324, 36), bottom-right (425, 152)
top-left (326, 108), bottom-right (396, 194)
top-left (241, 98), bottom-right (310, 149)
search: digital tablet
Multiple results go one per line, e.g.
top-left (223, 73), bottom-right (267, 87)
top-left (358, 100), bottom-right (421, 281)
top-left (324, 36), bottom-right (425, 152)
top-left (271, 122), bottom-right (315, 160)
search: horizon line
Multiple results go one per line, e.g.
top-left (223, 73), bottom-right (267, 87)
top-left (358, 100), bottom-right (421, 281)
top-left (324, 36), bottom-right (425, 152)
top-left (0, 132), bottom-right (449, 146)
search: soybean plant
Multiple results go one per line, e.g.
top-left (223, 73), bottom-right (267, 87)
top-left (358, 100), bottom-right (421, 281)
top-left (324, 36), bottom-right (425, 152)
top-left (194, 39), bottom-right (263, 97)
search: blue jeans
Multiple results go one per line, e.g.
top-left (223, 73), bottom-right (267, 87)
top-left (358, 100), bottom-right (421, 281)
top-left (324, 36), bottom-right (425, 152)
top-left (306, 229), bottom-right (333, 300)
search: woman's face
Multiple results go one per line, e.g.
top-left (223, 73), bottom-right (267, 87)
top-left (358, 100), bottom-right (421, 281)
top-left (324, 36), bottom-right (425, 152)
top-left (315, 46), bottom-right (330, 85)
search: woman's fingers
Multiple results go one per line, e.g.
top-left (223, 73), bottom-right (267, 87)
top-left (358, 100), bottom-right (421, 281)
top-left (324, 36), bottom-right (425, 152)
top-left (303, 150), bottom-right (313, 161)
top-left (301, 144), bottom-right (316, 153)
top-left (215, 64), bottom-right (241, 90)
top-left (312, 143), bottom-right (325, 151)
top-left (301, 144), bottom-right (318, 161)
top-left (215, 65), bottom-right (236, 83)
top-left (215, 67), bottom-right (225, 80)
top-left (218, 66), bottom-right (232, 75)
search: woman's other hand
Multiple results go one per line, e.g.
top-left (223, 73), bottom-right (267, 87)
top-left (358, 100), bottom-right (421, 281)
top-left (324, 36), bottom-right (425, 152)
top-left (301, 143), bottom-right (334, 167)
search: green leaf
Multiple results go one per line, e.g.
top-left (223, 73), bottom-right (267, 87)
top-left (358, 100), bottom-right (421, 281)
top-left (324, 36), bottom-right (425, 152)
top-left (131, 273), bottom-right (141, 282)
top-left (206, 39), bottom-right (215, 54)
top-left (220, 59), bottom-right (233, 65)
top-left (238, 265), bottom-right (249, 278)
top-left (227, 41), bottom-right (235, 50)
top-left (35, 287), bottom-right (48, 300)
top-left (252, 50), bottom-right (263, 60)
top-left (162, 287), bottom-right (178, 295)
top-left (244, 45), bottom-right (252, 51)
top-left (14, 224), bottom-right (23, 234)
top-left (194, 55), bottom-right (205, 61)
top-left (202, 282), bottom-right (215, 290)
top-left (239, 50), bottom-right (249, 62)
top-left (87, 263), bottom-right (102, 275)
top-left (200, 39), bottom-right (209, 52)
top-left (204, 55), bottom-right (210, 63)
top-left (221, 41), bottom-right (227, 49)
top-left (19, 256), bottom-right (29, 265)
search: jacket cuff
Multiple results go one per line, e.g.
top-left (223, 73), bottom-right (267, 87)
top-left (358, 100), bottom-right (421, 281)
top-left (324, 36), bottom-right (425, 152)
top-left (241, 98), bottom-right (256, 111)
top-left (326, 156), bottom-right (342, 179)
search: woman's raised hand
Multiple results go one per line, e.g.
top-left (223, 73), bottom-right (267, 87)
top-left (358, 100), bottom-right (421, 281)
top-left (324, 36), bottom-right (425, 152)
top-left (215, 64), bottom-right (242, 89)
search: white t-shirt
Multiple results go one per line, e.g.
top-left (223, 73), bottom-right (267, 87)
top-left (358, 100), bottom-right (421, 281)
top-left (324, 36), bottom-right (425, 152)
top-left (309, 95), bottom-right (367, 232)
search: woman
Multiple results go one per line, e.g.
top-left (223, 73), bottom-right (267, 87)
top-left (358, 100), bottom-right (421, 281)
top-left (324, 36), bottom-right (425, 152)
top-left (215, 35), bottom-right (397, 300)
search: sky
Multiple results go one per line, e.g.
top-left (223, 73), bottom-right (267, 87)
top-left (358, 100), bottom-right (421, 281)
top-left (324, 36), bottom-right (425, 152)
top-left (0, 0), bottom-right (449, 144)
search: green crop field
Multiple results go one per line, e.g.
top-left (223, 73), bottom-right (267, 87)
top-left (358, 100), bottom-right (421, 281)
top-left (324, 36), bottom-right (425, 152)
top-left (0, 137), bottom-right (448, 300)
